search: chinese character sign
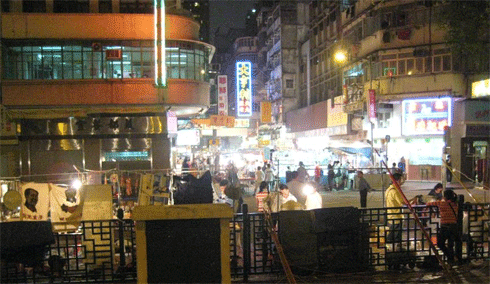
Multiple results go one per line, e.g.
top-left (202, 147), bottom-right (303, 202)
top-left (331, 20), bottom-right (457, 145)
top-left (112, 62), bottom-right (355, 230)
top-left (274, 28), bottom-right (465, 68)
top-left (217, 75), bottom-right (228, 116)
top-left (261, 101), bottom-right (272, 123)
top-left (368, 89), bottom-right (377, 123)
top-left (236, 61), bottom-right (252, 117)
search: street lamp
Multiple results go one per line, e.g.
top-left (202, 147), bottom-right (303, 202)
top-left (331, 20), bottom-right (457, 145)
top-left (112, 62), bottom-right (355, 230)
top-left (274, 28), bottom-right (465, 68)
top-left (333, 50), bottom-right (348, 64)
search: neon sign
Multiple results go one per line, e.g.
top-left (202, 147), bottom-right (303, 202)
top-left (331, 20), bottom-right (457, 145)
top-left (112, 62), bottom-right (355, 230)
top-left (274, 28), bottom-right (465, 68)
top-left (402, 97), bottom-right (452, 136)
top-left (236, 61), bottom-right (252, 117)
top-left (154, 0), bottom-right (166, 87)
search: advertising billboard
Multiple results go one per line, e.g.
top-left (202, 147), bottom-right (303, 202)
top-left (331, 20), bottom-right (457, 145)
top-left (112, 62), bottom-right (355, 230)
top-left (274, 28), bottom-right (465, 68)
top-left (236, 61), bottom-right (252, 117)
top-left (402, 97), bottom-right (452, 136)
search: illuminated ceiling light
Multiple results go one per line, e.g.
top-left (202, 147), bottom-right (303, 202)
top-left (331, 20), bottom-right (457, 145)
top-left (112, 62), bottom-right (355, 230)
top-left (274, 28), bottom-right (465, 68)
top-left (154, 0), bottom-right (166, 88)
top-left (200, 69), bottom-right (205, 74)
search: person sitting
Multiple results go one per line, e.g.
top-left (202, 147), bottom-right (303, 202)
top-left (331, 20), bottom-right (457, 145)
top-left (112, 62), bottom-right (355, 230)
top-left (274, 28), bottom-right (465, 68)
top-left (428, 183), bottom-right (444, 201)
top-left (264, 183), bottom-right (297, 213)
top-left (255, 182), bottom-right (269, 212)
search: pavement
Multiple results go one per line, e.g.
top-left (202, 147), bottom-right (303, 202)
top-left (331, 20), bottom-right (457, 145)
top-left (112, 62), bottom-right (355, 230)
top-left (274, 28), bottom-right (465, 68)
top-left (239, 260), bottom-right (489, 283)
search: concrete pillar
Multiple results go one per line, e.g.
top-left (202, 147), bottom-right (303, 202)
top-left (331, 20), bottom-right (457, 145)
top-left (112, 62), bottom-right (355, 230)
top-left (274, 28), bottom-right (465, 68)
top-left (11, 0), bottom-right (22, 12)
top-left (46, 0), bottom-right (53, 13)
top-left (112, 0), bottom-right (119, 13)
top-left (83, 139), bottom-right (101, 171)
top-left (152, 136), bottom-right (171, 171)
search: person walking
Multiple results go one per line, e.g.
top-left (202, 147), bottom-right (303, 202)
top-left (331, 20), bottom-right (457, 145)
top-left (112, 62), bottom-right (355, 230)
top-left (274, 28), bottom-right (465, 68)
top-left (264, 163), bottom-right (275, 191)
top-left (314, 162), bottom-right (323, 184)
top-left (297, 161), bottom-right (309, 183)
top-left (254, 166), bottom-right (265, 195)
top-left (356, 171), bottom-right (371, 208)
top-left (426, 189), bottom-right (461, 265)
top-left (446, 156), bottom-right (453, 183)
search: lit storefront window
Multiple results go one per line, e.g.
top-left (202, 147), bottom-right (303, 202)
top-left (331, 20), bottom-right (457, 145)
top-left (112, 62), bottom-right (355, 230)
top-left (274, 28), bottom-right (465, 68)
top-left (2, 40), bottom-right (210, 82)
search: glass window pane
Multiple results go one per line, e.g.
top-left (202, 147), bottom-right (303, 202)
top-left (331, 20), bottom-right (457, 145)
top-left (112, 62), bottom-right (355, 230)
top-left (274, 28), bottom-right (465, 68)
top-left (398, 60), bottom-right (405, 75)
top-left (433, 56), bottom-right (441, 72)
top-left (442, 55), bottom-right (451, 71)
top-left (415, 58), bottom-right (423, 73)
top-left (73, 52), bottom-right (82, 79)
top-left (406, 59), bottom-right (414, 74)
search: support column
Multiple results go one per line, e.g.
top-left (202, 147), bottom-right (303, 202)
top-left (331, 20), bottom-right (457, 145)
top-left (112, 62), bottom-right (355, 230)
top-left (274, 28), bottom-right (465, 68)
top-left (112, 0), bottom-right (119, 13)
top-left (83, 139), bottom-right (101, 171)
top-left (152, 136), bottom-right (171, 171)
top-left (89, 0), bottom-right (99, 13)
top-left (46, 0), bottom-right (53, 12)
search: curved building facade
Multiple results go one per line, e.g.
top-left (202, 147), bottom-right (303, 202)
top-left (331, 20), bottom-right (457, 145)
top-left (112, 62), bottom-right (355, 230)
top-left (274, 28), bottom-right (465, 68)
top-left (1, 1), bottom-right (215, 179)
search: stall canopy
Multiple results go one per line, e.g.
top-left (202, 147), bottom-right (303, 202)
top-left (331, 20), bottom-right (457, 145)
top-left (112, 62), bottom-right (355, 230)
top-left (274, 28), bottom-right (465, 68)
top-left (325, 141), bottom-right (372, 159)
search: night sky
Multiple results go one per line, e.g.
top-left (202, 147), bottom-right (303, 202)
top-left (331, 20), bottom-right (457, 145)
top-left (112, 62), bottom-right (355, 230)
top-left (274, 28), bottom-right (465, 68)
top-left (209, 0), bottom-right (256, 34)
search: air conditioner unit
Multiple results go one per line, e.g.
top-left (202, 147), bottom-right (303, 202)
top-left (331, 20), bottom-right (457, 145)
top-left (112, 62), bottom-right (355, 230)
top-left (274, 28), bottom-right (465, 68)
top-left (382, 31), bottom-right (391, 43)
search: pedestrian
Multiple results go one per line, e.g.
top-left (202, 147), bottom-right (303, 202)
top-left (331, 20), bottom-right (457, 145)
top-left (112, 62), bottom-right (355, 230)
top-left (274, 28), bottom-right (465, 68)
top-left (297, 161), bottom-right (309, 183)
top-left (254, 166), bottom-right (265, 195)
top-left (426, 189), bottom-right (461, 265)
top-left (264, 163), bottom-right (275, 191)
top-left (255, 181), bottom-right (269, 212)
top-left (304, 183), bottom-right (322, 210)
top-left (327, 163), bottom-right (335, 191)
top-left (385, 173), bottom-right (406, 251)
top-left (446, 156), bottom-right (452, 183)
top-left (314, 162), bottom-right (323, 184)
top-left (428, 183), bottom-right (443, 201)
top-left (356, 171), bottom-right (371, 208)
top-left (398, 157), bottom-right (406, 180)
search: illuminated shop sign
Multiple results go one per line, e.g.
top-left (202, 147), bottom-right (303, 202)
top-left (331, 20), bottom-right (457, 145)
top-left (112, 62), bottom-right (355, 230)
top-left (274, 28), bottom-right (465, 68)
top-left (154, 0), bottom-right (166, 87)
top-left (472, 79), bottom-right (490, 98)
top-left (236, 61), bottom-right (252, 117)
top-left (176, 129), bottom-right (200, 146)
top-left (402, 97), bottom-right (452, 136)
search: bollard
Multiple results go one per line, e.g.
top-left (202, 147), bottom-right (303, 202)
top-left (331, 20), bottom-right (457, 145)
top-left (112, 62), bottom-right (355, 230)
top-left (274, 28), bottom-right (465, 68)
top-left (117, 208), bottom-right (126, 270)
top-left (242, 204), bottom-right (250, 282)
top-left (457, 195), bottom-right (464, 262)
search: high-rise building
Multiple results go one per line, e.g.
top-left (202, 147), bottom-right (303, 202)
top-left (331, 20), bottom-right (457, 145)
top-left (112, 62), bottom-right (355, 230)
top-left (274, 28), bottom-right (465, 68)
top-left (285, 0), bottom-right (489, 181)
top-left (182, 0), bottom-right (210, 42)
top-left (0, 0), bottom-right (215, 179)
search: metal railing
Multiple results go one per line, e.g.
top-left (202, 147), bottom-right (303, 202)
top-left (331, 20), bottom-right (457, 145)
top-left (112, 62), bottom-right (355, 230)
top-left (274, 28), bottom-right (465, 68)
top-left (1, 203), bottom-right (488, 283)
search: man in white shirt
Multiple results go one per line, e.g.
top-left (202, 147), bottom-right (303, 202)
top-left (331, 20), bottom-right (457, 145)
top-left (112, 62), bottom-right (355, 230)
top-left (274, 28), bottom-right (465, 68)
top-left (265, 183), bottom-right (297, 212)
top-left (254, 166), bottom-right (265, 195)
top-left (264, 163), bottom-right (275, 191)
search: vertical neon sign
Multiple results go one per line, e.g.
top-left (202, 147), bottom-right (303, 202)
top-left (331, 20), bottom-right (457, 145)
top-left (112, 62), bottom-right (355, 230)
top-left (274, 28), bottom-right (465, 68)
top-left (154, 0), bottom-right (166, 87)
top-left (236, 61), bottom-right (252, 117)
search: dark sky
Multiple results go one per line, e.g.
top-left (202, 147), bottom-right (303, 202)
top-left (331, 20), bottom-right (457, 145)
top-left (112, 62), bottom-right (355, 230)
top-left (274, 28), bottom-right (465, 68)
top-left (209, 0), bottom-right (256, 34)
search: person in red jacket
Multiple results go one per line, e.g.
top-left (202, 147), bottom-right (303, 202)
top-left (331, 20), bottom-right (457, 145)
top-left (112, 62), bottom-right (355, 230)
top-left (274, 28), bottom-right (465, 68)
top-left (426, 189), bottom-right (461, 265)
